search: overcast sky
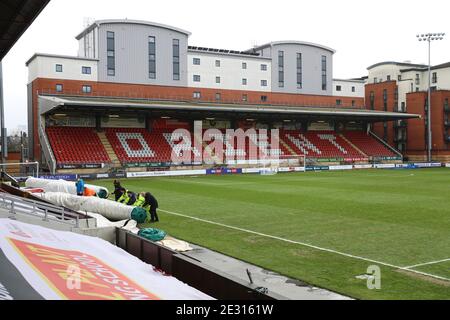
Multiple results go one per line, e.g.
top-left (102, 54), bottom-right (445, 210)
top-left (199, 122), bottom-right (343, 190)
top-left (2, 0), bottom-right (449, 130)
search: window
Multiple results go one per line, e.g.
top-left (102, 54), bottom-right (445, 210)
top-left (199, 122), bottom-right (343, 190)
top-left (261, 95), bottom-right (268, 102)
top-left (148, 36), bottom-right (156, 79)
top-left (107, 31), bottom-right (115, 76)
top-left (398, 75), bottom-right (402, 81)
top-left (352, 100), bottom-right (355, 107)
top-left (55, 64), bottom-right (63, 72)
top-left (336, 85), bottom-right (342, 92)
top-left (370, 91), bottom-right (375, 110)
top-left (82, 66), bottom-right (91, 75)
top-left (261, 64), bottom-right (267, 71)
top-left (261, 80), bottom-right (268, 87)
top-left (278, 51), bottom-right (284, 88)
top-left (242, 94), bottom-right (248, 102)
top-left (215, 93), bottom-right (221, 101)
top-left (336, 99), bottom-right (342, 106)
top-left (321, 56), bottom-right (327, 90)
top-left (387, 75), bottom-right (391, 81)
top-left (173, 39), bottom-right (180, 80)
top-left (242, 62), bottom-right (247, 69)
top-left (193, 75), bottom-right (201, 82)
top-left (383, 89), bottom-right (388, 111)
top-left (242, 78), bottom-right (247, 85)
top-left (432, 72), bottom-right (437, 84)
top-left (82, 85), bottom-right (92, 94)
top-left (215, 60), bottom-right (221, 67)
top-left (374, 77), bottom-right (377, 84)
top-left (193, 91), bottom-right (201, 99)
top-left (216, 76), bottom-right (221, 84)
top-left (415, 74), bottom-right (420, 85)
top-left (55, 84), bottom-right (63, 92)
top-left (352, 86), bottom-right (355, 92)
top-left (193, 58), bottom-right (200, 65)
top-left (296, 53), bottom-right (302, 89)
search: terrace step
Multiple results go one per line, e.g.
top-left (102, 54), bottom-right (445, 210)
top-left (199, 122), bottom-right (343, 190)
top-left (97, 131), bottom-right (122, 167)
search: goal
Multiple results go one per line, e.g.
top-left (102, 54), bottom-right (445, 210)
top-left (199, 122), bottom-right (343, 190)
top-left (0, 161), bottom-right (40, 179)
top-left (259, 154), bottom-right (306, 175)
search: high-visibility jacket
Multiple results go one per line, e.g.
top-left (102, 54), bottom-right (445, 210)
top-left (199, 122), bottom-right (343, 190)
top-left (117, 190), bottom-right (129, 204)
top-left (134, 194), bottom-right (146, 207)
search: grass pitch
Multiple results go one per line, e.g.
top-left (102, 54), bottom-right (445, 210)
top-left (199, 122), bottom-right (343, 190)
top-left (92, 168), bottom-right (450, 299)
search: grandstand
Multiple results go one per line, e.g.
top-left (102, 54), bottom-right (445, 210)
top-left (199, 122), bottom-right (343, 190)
top-left (32, 93), bottom-right (418, 174)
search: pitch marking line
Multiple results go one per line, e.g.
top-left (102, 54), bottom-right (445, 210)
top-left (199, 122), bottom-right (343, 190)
top-left (160, 209), bottom-right (450, 282)
top-left (403, 258), bottom-right (450, 270)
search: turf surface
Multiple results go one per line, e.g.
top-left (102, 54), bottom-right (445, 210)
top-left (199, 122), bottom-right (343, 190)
top-left (92, 168), bottom-right (450, 299)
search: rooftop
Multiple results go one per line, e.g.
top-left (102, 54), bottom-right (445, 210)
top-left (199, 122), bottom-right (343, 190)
top-left (0, 0), bottom-right (50, 60)
top-left (248, 41), bottom-right (336, 54)
top-left (75, 19), bottom-right (191, 40)
top-left (188, 46), bottom-right (262, 57)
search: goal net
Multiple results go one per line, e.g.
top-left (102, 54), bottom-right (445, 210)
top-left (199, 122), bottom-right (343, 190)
top-left (259, 154), bottom-right (306, 175)
top-left (0, 162), bottom-right (40, 180)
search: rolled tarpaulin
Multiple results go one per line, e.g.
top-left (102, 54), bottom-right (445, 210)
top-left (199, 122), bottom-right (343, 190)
top-left (25, 177), bottom-right (109, 199)
top-left (38, 192), bottom-right (147, 223)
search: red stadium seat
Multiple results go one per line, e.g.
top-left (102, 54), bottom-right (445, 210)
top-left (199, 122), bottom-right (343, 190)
top-left (46, 127), bottom-right (111, 165)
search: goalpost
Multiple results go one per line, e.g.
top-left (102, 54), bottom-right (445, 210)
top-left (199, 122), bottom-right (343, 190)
top-left (0, 161), bottom-right (40, 179)
top-left (259, 154), bottom-right (306, 175)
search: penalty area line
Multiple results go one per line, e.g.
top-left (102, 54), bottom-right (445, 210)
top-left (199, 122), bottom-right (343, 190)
top-left (159, 209), bottom-right (450, 282)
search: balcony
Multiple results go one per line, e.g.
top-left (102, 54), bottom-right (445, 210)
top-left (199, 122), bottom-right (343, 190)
top-left (445, 104), bottom-right (450, 113)
top-left (445, 120), bottom-right (450, 128)
top-left (445, 134), bottom-right (450, 143)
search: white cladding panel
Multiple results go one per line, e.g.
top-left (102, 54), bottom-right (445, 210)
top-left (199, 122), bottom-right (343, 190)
top-left (187, 52), bottom-right (271, 91)
top-left (367, 64), bottom-right (402, 84)
top-left (27, 56), bottom-right (98, 83)
top-left (332, 80), bottom-right (365, 97)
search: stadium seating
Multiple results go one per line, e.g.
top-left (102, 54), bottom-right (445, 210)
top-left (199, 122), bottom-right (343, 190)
top-left (281, 130), bottom-right (366, 160)
top-left (48, 126), bottom-right (399, 167)
top-left (342, 131), bottom-right (398, 157)
top-left (46, 127), bottom-right (111, 165)
top-left (105, 128), bottom-right (169, 164)
top-left (104, 128), bottom-right (203, 164)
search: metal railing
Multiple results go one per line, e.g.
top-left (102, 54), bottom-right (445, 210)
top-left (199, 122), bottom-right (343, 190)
top-left (369, 131), bottom-right (404, 160)
top-left (39, 122), bottom-right (57, 174)
top-left (0, 192), bottom-right (80, 228)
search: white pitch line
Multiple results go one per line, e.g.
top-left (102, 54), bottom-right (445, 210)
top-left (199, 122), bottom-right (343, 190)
top-left (403, 258), bottom-right (450, 270)
top-left (159, 209), bottom-right (450, 282)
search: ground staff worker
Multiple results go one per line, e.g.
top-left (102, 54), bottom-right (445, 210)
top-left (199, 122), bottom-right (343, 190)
top-left (126, 191), bottom-right (137, 206)
top-left (116, 187), bottom-right (129, 204)
top-left (134, 192), bottom-right (146, 207)
top-left (75, 178), bottom-right (85, 196)
top-left (141, 192), bottom-right (159, 223)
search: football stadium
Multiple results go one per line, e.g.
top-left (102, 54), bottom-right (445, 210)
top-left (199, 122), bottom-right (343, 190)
top-left (0, 0), bottom-right (449, 302)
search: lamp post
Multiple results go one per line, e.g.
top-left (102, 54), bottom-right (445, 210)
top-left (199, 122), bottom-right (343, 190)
top-left (417, 33), bottom-right (445, 162)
